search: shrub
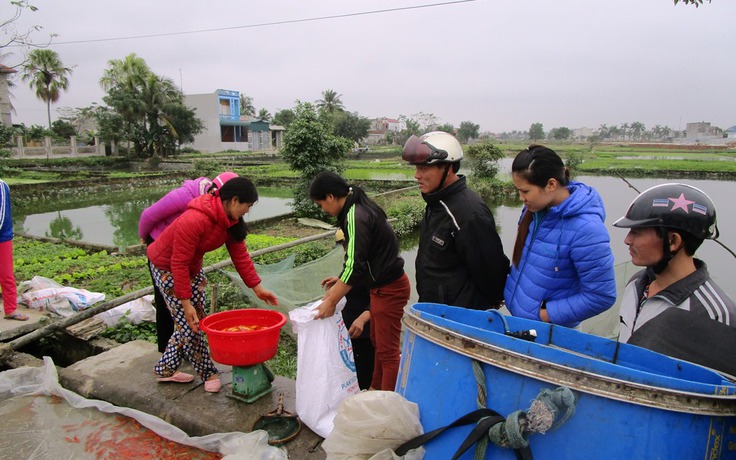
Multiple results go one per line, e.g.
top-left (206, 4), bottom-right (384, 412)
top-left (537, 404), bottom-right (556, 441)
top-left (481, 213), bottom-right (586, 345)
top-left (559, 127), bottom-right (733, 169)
top-left (465, 142), bottom-right (505, 179)
top-left (192, 158), bottom-right (222, 178)
top-left (386, 198), bottom-right (424, 237)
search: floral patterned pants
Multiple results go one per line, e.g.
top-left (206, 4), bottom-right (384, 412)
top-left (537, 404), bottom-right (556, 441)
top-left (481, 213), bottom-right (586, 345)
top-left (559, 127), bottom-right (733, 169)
top-left (150, 264), bottom-right (218, 381)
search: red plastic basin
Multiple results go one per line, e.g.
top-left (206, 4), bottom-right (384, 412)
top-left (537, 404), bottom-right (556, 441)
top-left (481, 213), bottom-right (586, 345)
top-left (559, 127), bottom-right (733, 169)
top-left (200, 309), bottom-right (287, 366)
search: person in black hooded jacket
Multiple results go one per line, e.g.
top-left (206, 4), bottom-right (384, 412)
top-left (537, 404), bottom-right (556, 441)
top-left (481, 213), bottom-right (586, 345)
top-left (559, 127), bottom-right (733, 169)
top-left (310, 171), bottom-right (410, 391)
top-left (403, 131), bottom-right (509, 310)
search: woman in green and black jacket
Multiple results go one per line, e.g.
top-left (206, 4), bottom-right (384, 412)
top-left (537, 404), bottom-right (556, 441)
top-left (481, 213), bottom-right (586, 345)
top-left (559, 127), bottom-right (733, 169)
top-left (309, 171), bottom-right (410, 391)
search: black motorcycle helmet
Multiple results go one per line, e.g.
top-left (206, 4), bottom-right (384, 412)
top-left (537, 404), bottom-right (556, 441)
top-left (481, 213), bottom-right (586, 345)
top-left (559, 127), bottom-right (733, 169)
top-left (614, 183), bottom-right (718, 239)
top-left (614, 183), bottom-right (718, 273)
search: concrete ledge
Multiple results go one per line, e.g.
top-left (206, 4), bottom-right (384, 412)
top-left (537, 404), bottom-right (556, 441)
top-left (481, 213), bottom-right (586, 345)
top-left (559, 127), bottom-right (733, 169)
top-left (52, 341), bottom-right (325, 457)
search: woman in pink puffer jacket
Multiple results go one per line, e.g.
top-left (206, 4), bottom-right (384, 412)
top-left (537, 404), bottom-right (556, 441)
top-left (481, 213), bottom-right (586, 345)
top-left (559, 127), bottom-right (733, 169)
top-left (138, 172), bottom-right (238, 352)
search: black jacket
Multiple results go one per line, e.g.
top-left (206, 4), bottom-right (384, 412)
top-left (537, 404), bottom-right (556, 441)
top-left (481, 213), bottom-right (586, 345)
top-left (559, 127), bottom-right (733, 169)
top-left (416, 176), bottom-right (509, 309)
top-left (337, 195), bottom-right (404, 289)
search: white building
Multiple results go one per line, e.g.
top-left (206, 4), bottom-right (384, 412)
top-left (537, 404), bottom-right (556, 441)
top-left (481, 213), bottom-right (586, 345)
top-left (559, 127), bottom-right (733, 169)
top-left (184, 89), bottom-right (282, 153)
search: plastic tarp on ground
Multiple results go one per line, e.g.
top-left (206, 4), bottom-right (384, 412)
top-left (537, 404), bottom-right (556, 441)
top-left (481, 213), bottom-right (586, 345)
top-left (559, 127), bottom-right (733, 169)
top-left (0, 357), bottom-right (287, 459)
top-left (225, 247), bottom-right (345, 325)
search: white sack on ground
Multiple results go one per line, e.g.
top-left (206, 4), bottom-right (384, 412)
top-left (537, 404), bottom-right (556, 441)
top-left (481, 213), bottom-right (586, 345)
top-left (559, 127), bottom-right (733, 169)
top-left (95, 294), bottom-right (156, 327)
top-left (17, 276), bottom-right (105, 317)
top-left (323, 390), bottom-right (425, 460)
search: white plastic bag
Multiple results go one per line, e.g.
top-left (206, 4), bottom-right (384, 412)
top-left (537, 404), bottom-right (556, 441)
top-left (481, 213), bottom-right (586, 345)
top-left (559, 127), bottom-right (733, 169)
top-left (323, 391), bottom-right (425, 460)
top-left (95, 295), bottom-right (156, 327)
top-left (289, 298), bottom-right (360, 438)
top-left (0, 357), bottom-right (288, 459)
top-left (18, 276), bottom-right (105, 317)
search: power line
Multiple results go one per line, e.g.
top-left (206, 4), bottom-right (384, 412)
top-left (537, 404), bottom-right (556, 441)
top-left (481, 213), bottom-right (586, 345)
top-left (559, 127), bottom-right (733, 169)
top-left (42, 0), bottom-right (477, 47)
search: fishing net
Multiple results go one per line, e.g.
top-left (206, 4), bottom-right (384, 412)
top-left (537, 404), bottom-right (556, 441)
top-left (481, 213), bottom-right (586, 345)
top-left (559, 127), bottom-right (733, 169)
top-left (579, 261), bottom-right (640, 339)
top-left (223, 247), bottom-right (345, 326)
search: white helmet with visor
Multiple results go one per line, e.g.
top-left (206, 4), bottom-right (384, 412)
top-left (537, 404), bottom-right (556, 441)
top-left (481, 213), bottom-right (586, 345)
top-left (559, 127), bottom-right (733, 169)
top-left (402, 131), bottom-right (464, 165)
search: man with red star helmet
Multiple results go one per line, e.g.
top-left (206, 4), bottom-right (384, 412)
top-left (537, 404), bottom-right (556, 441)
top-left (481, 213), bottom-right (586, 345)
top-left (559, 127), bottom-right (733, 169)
top-left (613, 183), bottom-right (736, 376)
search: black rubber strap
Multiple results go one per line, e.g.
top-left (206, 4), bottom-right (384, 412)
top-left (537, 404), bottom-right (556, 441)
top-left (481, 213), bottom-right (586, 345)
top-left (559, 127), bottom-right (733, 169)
top-left (394, 407), bottom-right (533, 460)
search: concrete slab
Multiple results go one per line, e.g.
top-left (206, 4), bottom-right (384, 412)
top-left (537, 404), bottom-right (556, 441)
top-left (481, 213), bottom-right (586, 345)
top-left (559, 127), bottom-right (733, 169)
top-left (0, 305), bottom-right (50, 341)
top-left (58, 340), bottom-right (326, 458)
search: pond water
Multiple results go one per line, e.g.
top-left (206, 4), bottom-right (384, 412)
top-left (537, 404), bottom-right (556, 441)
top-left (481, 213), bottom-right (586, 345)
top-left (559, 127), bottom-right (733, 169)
top-left (14, 186), bottom-right (292, 248)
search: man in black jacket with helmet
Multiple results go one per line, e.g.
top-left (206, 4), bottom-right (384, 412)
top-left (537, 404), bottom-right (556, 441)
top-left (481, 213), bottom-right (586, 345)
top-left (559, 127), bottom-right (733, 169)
top-left (402, 131), bottom-right (509, 310)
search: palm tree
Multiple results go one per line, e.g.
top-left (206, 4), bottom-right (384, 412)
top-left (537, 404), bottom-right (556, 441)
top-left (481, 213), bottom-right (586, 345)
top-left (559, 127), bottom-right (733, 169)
top-left (257, 108), bottom-right (271, 122)
top-left (99, 54), bottom-right (151, 154)
top-left (21, 49), bottom-right (72, 129)
top-left (139, 73), bottom-right (181, 156)
top-left (316, 89), bottom-right (344, 113)
top-left (99, 53), bottom-right (149, 92)
top-left (630, 121), bottom-right (646, 141)
top-left (239, 94), bottom-right (255, 116)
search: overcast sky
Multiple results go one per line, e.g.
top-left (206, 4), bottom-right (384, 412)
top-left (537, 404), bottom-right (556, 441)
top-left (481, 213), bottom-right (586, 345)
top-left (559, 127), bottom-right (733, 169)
top-left (5, 0), bottom-right (735, 133)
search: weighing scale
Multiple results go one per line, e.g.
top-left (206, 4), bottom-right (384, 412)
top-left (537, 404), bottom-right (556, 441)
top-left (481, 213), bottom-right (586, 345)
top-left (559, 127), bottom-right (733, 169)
top-left (229, 362), bottom-right (276, 403)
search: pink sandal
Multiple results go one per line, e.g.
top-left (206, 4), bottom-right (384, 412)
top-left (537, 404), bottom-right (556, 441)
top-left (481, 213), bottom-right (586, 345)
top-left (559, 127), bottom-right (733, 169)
top-left (156, 372), bottom-right (194, 383)
top-left (204, 377), bottom-right (222, 393)
top-left (4, 312), bottom-right (29, 321)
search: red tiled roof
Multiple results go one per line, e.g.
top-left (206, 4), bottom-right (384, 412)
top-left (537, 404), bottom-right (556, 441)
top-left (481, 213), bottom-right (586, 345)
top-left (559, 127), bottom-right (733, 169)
top-left (0, 63), bottom-right (18, 74)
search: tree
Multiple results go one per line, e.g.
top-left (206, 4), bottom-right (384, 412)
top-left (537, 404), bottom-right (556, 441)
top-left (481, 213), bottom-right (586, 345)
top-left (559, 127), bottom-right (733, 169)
top-left (401, 112), bottom-right (439, 133)
top-left (332, 111), bottom-right (370, 144)
top-left (257, 108), bottom-right (271, 122)
top-left (239, 94), bottom-right (255, 116)
top-left (315, 89), bottom-right (344, 114)
top-left (402, 118), bottom-right (421, 136)
top-left (99, 53), bottom-right (201, 158)
top-left (630, 121), bottom-right (646, 141)
top-left (272, 108), bottom-right (296, 128)
top-left (674, 0), bottom-right (710, 6)
top-left (549, 127), bottom-right (572, 140)
top-left (529, 123), bottom-right (545, 141)
top-left (280, 102), bottom-right (352, 217)
top-left (21, 49), bottom-right (72, 129)
top-left (93, 105), bottom-right (125, 150)
top-left (50, 119), bottom-right (76, 139)
top-left (435, 123), bottom-right (455, 134)
top-left (465, 142), bottom-right (504, 180)
top-left (1, 1), bottom-right (55, 66)
top-left (161, 103), bottom-right (203, 151)
top-left (457, 121), bottom-right (480, 143)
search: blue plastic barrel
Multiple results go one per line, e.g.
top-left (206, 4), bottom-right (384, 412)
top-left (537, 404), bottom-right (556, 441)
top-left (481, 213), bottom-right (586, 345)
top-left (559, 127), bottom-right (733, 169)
top-left (396, 303), bottom-right (736, 459)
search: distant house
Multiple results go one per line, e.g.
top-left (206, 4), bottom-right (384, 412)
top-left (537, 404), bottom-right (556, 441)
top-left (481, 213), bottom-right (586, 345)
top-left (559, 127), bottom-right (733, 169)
top-left (725, 126), bottom-right (736, 139)
top-left (572, 127), bottom-right (594, 141)
top-left (685, 122), bottom-right (722, 139)
top-left (184, 89), bottom-right (283, 153)
top-left (365, 117), bottom-right (406, 145)
top-left (0, 64), bottom-right (18, 126)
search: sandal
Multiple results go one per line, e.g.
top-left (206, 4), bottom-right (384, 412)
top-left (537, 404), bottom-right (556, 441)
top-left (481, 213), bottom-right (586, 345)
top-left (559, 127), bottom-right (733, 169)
top-left (4, 312), bottom-right (29, 321)
top-left (156, 372), bottom-right (194, 383)
top-left (204, 377), bottom-right (222, 393)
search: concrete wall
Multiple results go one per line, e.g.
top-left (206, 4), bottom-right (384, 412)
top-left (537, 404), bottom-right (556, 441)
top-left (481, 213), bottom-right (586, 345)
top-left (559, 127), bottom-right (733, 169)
top-left (185, 93), bottom-right (224, 152)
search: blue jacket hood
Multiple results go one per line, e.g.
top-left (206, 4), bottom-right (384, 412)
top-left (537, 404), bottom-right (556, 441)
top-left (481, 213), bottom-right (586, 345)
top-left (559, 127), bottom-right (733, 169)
top-left (553, 181), bottom-right (606, 222)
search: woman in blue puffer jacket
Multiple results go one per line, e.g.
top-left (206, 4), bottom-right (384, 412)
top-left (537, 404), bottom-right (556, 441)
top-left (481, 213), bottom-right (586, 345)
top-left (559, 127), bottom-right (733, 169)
top-left (503, 145), bottom-right (616, 328)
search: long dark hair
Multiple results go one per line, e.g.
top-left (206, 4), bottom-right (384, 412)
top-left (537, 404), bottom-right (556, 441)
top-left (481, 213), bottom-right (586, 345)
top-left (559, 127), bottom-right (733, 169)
top-left (511, 145), bottom-right (570, 267)
top-left (218, 177), bottom-right (258, 241)
top-left (309, 171), bottom-right (387, 220)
